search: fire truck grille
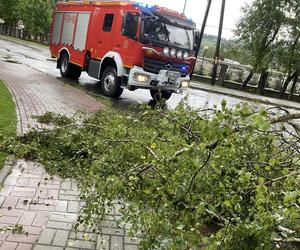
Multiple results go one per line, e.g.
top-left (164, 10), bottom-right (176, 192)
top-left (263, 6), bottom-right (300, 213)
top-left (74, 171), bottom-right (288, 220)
top-left (144, 57), bottom-right (189, 77)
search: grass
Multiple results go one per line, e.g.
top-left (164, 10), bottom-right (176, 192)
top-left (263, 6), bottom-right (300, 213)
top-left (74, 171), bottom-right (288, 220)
top-left (0, 80), bottom-right (17, 168)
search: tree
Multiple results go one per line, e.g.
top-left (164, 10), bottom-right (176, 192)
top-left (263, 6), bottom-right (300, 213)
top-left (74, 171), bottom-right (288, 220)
top-left (51, 0), bottom-right (60, 7)
top-left (274, 0), bottom-right (300, 98)
top-left (235, 0), bottom-right (287, 92)
top-left (221, 40), bottom-right (250, 65)
top-left (16, 0), bottom-right (52, 35)
top-left (1, 103), bottom-right (299, 249)
top-left (0, 0), bottom-right (19, 26)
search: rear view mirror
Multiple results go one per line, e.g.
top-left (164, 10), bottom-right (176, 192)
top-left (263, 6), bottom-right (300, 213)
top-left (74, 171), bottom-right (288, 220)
top-left (194, 30), bottom-right (201, 50)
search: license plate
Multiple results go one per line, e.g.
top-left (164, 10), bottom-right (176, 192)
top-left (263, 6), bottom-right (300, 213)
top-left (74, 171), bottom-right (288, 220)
top-left (166, 71), bottom-right (181, 79)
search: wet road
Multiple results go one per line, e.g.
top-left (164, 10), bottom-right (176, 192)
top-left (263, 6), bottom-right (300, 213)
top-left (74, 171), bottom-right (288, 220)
top-left (0, 37), bottom-right (275, 111)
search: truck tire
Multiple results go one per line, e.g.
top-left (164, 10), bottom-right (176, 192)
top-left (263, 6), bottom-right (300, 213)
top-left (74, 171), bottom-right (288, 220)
top-left (69, 64), bottom-right (82, 80)
top-left (150, 89), bottom-right (173, 101)
top-left (59, 53), bottom-right (81, 80)
top-left (100, 67), bottom-right (123, 98)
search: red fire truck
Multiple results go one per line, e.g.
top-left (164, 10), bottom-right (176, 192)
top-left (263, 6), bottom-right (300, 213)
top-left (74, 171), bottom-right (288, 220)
top-left (50, 0), bottom-right (198, 101)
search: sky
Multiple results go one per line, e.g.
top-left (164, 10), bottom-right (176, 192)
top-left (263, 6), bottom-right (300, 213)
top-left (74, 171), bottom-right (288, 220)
top-left (137, 0), bottom-right (253, 38)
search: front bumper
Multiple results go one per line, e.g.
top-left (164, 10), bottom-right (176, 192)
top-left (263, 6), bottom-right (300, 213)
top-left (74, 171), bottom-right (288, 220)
top-left (128, 66), bottom-right (190, 93)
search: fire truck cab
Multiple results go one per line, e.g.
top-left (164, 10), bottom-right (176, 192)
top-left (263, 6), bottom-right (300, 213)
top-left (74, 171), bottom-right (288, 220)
top-left (50, 0), bottom-right (198, 101)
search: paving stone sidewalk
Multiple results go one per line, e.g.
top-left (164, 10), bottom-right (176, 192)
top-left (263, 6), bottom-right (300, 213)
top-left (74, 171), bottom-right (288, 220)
top-left (0, 61), bottom-right (139, 250)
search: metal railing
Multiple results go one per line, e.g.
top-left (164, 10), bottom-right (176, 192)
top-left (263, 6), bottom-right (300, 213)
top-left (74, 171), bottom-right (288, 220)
top-left (193, 58), bottom-right (300, 97)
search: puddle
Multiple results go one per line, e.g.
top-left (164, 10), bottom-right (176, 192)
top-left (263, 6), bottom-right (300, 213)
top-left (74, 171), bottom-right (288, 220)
top-left (2, 59), bottom-right (21, 64)
top-left (24, 55), bottom-right (37, 60)
top-left (0, 52), bottom-right (21, 64)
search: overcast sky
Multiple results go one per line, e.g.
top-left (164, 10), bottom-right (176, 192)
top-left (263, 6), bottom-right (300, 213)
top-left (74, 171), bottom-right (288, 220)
top-left (137, 0), bottom-right (253, 38)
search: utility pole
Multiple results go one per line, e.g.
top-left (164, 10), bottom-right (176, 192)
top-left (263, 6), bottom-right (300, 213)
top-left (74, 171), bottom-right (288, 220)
top-left (183, 0), bottom-right (188, 14)
top-left (211, 0), bottom-right (226, 85)
top-left (190, 0), bottom-right (212, 78)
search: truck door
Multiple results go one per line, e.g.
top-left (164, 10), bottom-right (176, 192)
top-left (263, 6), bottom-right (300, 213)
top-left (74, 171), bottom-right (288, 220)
top-left (96, 10), bottom-right (117, 58)
top-left (114, 11), bottom-right (140, 69)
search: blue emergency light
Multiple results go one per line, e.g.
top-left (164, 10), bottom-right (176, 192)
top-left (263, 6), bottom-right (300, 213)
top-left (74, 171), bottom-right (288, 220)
top-left (135, 2), bottom-right (154, 8)
top-left (180, 66), bottom-right (188, 72)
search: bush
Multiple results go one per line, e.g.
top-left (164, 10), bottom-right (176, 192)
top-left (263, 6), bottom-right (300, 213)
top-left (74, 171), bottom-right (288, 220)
top-left (1, 101), bottom-right (299, 249)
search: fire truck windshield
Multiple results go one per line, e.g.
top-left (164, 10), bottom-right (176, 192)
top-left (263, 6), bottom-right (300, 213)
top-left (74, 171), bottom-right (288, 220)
top-left (142, 18), bottom-right (194, 51)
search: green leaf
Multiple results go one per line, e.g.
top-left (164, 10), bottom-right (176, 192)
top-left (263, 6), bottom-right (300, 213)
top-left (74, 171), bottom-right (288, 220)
top-left (221, 99), bottom-right (227, 111)
top-left (176, 224), bottom-right (185, 230)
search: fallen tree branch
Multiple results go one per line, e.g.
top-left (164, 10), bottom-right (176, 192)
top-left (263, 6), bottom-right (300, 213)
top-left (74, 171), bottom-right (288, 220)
top-left (277, 225), bottom-right (295, 234)
top-left (186, 152), bottom-right (211, 195)
top-left (206, 140), bottom-right (219, 150)
top-left (103, 139), bottom-right (137, 144)
top-left (264, 170), bottom-right (300, 186)
top-left (146, 147), bottom-right (158, 160)
top-left (173, 147), bottom-right (190, 158)
top-left (205, 208), bottom-right (227, 224)
top-left (270, 113), bottom-right (300, 124)
top-left (160, 112), bottom-right (201, 141)
top-left (287, 122), bottom-right (300, 136)
top-left (273, 237), bottom-right (300, 243)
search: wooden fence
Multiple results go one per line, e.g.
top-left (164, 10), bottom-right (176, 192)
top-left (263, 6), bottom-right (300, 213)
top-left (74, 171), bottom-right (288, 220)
top-left (0, 25), bottom-right (50, 45)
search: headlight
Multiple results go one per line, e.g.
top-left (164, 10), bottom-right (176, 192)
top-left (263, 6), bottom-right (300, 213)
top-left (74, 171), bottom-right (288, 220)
top-left (163, 47), bottom-right (170, 56)
top-left (177, 50), bottom-right (183, 59)
top-left (183, 52), bottom-right (189, 60)
top-left (181, 80), bottom-right (190, 88)
top-left (170, 48), bottom-right (176, 57)
top-left (133, 73), bottom-right (151, 83)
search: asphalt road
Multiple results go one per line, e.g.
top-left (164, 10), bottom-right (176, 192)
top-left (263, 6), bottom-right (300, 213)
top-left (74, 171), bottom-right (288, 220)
top-left (0, 37), bottom-right (278, 111)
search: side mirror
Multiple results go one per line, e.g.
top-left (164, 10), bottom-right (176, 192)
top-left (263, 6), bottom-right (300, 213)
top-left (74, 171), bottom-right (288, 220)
top-left (194, 30), bottom-right (201, 51)
top-left (122, 12), bottom-right (139, 40)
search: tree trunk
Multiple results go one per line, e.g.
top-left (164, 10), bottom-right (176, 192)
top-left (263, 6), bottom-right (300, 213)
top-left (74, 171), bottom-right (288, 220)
top-left (218, 64), bottom-right (228, 85)
top-left (288, 73), bottom-right (298, 100)
top-left (242, 71), bottom-right (254, 89)
top-left (257, 71), bottom-right (269, 95)
top-left (280, 71), bottom-right (296, 97)
top-left (211, 62), bottom-right (218, 85)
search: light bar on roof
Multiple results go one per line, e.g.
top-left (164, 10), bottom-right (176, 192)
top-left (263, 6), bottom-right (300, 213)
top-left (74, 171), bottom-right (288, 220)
top-left (134, 2), bottom-right (154, 8)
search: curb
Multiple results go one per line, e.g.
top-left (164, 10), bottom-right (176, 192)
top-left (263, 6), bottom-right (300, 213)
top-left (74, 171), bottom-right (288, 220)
top-left (190, 83), bottom-right (300, 111)
top-left (0, 160), bottom-right (13, 185)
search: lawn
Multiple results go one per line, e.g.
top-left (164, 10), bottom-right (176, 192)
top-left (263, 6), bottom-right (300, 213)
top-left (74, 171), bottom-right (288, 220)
top-left (0, 80), bottom-right (17, 168)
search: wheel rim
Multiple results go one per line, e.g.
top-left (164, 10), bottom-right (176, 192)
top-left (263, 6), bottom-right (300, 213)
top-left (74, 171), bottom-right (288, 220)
top-left (104, 73), bottom-right (115, 93)
top-left (61, 58), bottom-right (68, 73)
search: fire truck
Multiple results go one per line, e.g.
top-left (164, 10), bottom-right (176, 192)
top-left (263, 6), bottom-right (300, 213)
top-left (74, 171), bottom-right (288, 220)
top-left (50, 0), bottom-right (198, 101)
